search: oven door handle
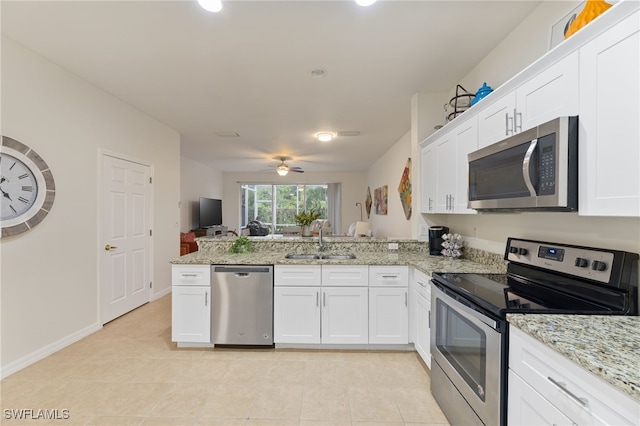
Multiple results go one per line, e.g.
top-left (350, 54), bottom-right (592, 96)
top-left (432, 285), bottom-right (499, 331)
top-left (522, 138), bottom-right (538, 196)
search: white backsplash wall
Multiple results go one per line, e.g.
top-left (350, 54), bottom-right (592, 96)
top-left (366, 131), bottom-right (413, 238)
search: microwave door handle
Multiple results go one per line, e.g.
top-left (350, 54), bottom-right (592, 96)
top-left (522, 138), bottom-right (538, 196)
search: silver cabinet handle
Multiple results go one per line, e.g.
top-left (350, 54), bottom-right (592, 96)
top-left (417, 281), bottom-right (428, 288)
top-left (323, 292), bottom-right (326, 307)
top-left (405, 291), bottom-right (408, 307)
top-left (547, 377), bottom-right (588, 406)
top-left (205, 291), bottom-right (208, 307)
top-left (514, 108), bottom-right (522, 132)
top-left (428, 310), bottom-right (431, 328)
top-left (505, 112), bottom-right (514, 135)
top-left (181, 273), bottom-right (198, 278)
top-left (429, 197), bottom-right (433, 211)
top-left (316, 291), bottom-right (319, 307)
top-left (450, 195), bottom-right (454, 211)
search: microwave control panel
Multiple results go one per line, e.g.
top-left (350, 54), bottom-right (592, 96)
top-left (537, 133), bottom-right (556, 195)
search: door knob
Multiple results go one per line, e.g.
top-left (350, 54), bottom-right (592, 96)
top-left (104, 244), bottom-right (118, 251)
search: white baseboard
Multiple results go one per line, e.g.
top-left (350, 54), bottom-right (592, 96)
top-left (0, 322), bottom-right (102, 380)
top-left (151, 285), bottom-right (171, 301)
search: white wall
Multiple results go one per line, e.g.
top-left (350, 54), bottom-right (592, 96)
top-left (180, 156), bottom-right (223, 232)
top-left (222, 171), bottom-right (366, 235)
top-left (418, 0), bottom-right (640, 255)
top-left (365, 131), bottom-right (413, 238)
top-left (1, 37), bottom-right (181, 375)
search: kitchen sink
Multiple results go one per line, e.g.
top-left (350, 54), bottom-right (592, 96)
top-left (284, 253), bottom-right (321, 259)
top-left (320, 253), bottom-right (356, 260)
top-left (284, 253), bottom-right (356, 260)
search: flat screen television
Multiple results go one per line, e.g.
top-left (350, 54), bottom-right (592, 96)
top-left (199, 197), bottom-right (222, 228)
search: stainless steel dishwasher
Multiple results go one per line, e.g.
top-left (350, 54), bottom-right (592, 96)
top-left (210, 265), bottom-right (274, 345)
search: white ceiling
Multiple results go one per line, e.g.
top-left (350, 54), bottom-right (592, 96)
top-left (2, 0), bottom-right (541, 173)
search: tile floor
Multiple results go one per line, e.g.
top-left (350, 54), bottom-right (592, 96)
top-left (1, 295), bottom-right (449, 425)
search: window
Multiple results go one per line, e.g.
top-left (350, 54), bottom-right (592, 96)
top-left (241, 184), bottom-right (332, 233)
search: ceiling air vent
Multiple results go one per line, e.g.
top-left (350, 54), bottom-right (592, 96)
top-left (337, 131), bottom-right (360, 137)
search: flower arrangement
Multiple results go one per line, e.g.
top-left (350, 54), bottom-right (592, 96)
top-left (441, 233), bottom-right (463, 258)
top-left (294, 209), bottom-right (321, 226)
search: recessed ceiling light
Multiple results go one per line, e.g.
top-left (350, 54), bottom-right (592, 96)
top-left (198, 0), bottom-right (223, 12)
top-left (309, 68), bottom-right (328, 79)
top-left (316, 132), bottom-right (335, 142)
top-left (355, 0), bottom-right (376, 6)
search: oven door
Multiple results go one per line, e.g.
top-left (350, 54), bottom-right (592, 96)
top-left (430, 285), bottom-right (504, 426)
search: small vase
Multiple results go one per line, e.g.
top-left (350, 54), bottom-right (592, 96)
top-left (301, 225), bottom-right (312, 237)
top-left (564, 0), bottom-right (612, 40)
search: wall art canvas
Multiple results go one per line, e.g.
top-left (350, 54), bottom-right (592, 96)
top-left (374, 185), bottom-right (388, 215)
top-left (365, 186), bottom-right (372, 218)
top-left (398, 158), bottom-right (412, 220)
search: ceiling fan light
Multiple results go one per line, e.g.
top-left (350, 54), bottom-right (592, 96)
top-left (355, 0), bottom-right (376, 6)
top-left (198, 0), bottom-right (223, 13)
top-left (316, 132), bottom-right (335, 142)
top-left (277, 164), bottom-right (289, 176)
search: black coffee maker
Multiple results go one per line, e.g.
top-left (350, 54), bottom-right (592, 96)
top-left (429, 226), bottom-right (449, 256)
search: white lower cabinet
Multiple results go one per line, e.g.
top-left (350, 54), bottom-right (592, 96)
top-left (412, 269), bottom-right (431, 368)
top-left (322, 286), bottom-right (369, 344)
top-left (508, 326), bottom-right (640, 426)
top-left (274, 265), bottom-right (369, 345)
top-left (508, 370), bottom-right (574, 426)
top-left (273, 286), bottom-right (320, 344)
top-left (171, 265), bottom-right (212, 343)
top-left (368, 286), bottom-right (408, 344)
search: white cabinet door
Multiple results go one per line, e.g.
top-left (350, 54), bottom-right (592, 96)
top-left (435, 132), bottom-right (455, 213)
top-left (420, 143), bottom-right (438, 213)
top-left (274, 286), bottom-right (321, 344)
top-left (322, 287), bottom-right (368, 344)
top-left (171, 286), bottom-right (210, 343)
top-left (516, 51), bottom-right (579, 131)
top-left (453, 117), bottom-right (478, 214)
top-left (369, 286), bottom-right (408, 344)
top-left (579, 10), bottom-right (640, 216)
top-left (477, 92), bottom-right (517, 148)
top-left (508, 370), bottom-right (574, 426)
top-left (414, 290), bottom-right (431, 369)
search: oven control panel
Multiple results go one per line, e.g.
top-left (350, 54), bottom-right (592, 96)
top-left (506, 238), bottom-right (614, 284)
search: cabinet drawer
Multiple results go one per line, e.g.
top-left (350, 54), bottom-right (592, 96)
top-left (274, 265), bottom-right (322, 287)
top-left (369, 266), bottom-right (408, 287)
top-left (414, 269), bottom-right (431, 299)
top-left (172, 265), bottom-right (211, 286)
top-left (509, 326), bottom-right (639, 425)
top-left (322, 265), bottom-right (369, 287)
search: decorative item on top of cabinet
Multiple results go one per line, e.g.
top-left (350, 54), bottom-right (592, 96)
top-left (445, 84), bottom-right (474, 122)
top-left (470, 82), bottom-right (493, 106)
top-left (565, 0), bottom-right (613, 39)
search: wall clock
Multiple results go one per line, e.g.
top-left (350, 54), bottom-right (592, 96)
top-left (0, 136), bottom-right (56, 237)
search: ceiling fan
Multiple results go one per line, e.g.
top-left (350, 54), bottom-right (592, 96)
top-left (272, 156), bottom-right (304, 176)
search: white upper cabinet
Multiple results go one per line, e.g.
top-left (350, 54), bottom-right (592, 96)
top-left (578, 10), bottom-right (640, 216)
top-left (420, 138), bottom-right (439, 214)
top-left (432, 117), bottom-right (478, 214)
top-left (477, 52), bottom-right (579, 149)
top-left (516, 51), bottom-right (579, 131)
top-left (477, 92), bottom-right (517, 149)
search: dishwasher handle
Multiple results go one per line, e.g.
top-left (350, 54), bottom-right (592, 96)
top-left (212, 266), bottom-right (272, 274)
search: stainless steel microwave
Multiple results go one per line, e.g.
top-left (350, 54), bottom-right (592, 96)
top-left (468, 116), bottom-right (578, 211)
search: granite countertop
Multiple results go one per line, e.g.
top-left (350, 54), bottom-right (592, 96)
top-left (508, 314), bottom-right (640, 403)
top-left (172, 250), bottom-right (504, 277)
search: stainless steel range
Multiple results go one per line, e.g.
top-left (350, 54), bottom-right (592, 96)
top-left (430, 237), bottom-right (638, 426)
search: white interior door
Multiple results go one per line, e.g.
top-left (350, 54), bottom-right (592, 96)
top-left (100, 154), bottom-right (152, 324)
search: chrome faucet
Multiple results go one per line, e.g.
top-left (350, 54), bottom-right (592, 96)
top-left (318, 227), bottom-right (325, 252)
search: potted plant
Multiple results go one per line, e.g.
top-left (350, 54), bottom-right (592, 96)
top-left (294, 209), bottom-right (321, 237)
